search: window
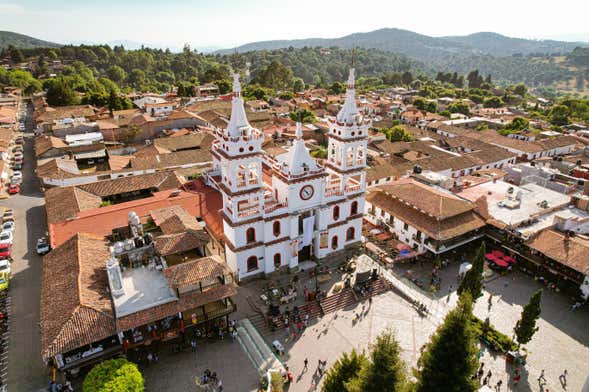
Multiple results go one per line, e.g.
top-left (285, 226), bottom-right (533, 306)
top-left (247, 256), bottom-right (258, 272)
top-left (403, 223), bottom-right (409, 231)
top-left (246, 227), bottom-right (256, 244)
top-left (273, 221), bottom-right (281, 237)
top-left (350, 201), bottom-right (358, 215)
top-left (416, 231), bottom-right (422, 241)
top-left (333, 206), bottom-right (340, 220)
top-left (388, 216), bottom-right (394, 225)
top-left (273, 253), bottom-right (281, 268)
top-left (380, 209), bottom-right (385, 217)
top-left (331, 236), bottom-right (338, 250)
top-left (346, 227), bottom-right (355, 241)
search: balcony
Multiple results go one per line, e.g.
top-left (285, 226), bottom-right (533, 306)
top-left (237, 207), bottom-right (259, 218)
top-left (345, 183), bottom-right (362, 193)
top-left (325, 187), bottom-right (343, 197)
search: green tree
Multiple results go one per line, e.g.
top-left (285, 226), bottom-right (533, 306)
top-left (293, 77), bottom-right (305, 92)
top-left (8, 46), bottom-right (25, 63)
top-left (322, 349), bottom-right (367, 392)
top-left (513, 83), bottom-right (527, 97)
top-left (483, 96), bottom-right (504, 108)
top-left (215, 79), bottom-right (231, 94)
top-left (384, 125), bottom-right (414, 142)
top-left (346, 331), bottom-right (407, 392)
top-left (128, 68), bottom-right (146, 89)
top-left (289, 109), bottom-right (316, 123)
top-left (448, 101), bottom-right (470, 116)
top-left (252, 60), bottom-right (295, 90)
top-left (414, 294), bottom-right (479, 392)
top-left (514, 289), bottom-right (542, 347)
top-left (503, 117), bottom-right (529, 132)
top-left (457, 242), bottom-right (486, 301)
top-left (550, 104), bottom-right (570, 126)
top-left (83, 358), bottom-right (144, 392)
top-left (328, 81), bottom-right (345, 95)
top-left (45, 77), bottom-right (79, 106)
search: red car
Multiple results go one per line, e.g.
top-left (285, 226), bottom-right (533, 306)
top-left (0, 244), bottom-right (10, 259)
top-left (8, 184), bottom-right (19, 195)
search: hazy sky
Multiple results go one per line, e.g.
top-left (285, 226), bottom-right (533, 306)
top-left (2, 0), bottom-right (589, 49)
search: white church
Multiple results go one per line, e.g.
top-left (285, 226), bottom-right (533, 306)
top-left (207, 69), bottom-right (369, 280)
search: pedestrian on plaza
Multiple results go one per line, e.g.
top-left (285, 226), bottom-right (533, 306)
top-left (292, 329), bottom-right (298, 340)
top-left (495, 379), bottom-right (502, 391)
top-left (191, 339), bottom-right (197, 352)
top-left (559, 369), bottom-right (568, 387)
top-left (304, 314), bottom-right (309, 327)
top-left (304, 287), bottom-right (309, 301)
top-left (538, 369), bottom-right (546, 383)
top-left (486, 370), bottom-right (492, 383)
top-left (303, 358), bottom-right (308, 371)
top-left (477, 367), bottom-right (484, 381)
top-left (217, 379), bottom-right (223, 391)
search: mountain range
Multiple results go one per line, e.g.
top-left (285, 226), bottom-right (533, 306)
top-left (0, 31), bottom-right (61, 50)
top-left (218, 28), bottom-right (588, 62)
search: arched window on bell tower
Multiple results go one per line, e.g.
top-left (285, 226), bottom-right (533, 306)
top-left (246, 227), bottom-right (256, 244)
top-left (248, 162), bottom-right (258, 185)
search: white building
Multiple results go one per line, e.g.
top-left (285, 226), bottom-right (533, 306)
top-left (207, 70), bottom-right (368, 280)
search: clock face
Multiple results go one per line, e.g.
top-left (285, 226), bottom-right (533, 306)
top-left (300, 185), bottom-right (315, 200)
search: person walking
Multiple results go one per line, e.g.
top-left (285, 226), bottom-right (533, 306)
top-left (191, 339), bottom-right (197, 352)
top-left (559, 369), bottom-right (568, 387)
top-left (303, 358), bottom-right (308, 371)
top-left (538, 369), bottom-right (546, 383)
top-left (495, 379), bottom-right (502, 391)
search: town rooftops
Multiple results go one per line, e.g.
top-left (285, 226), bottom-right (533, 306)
top-left (366, 180), bottom-right (485, 241)
top-left (112, 263), bottom-right (178, 319)
top-left (40, 233), bottom-right (115, 360)
top-left (527, 229), bottom-right (589, 274)
top-left (48, 189), bottom-right (202, 248)
top-left (376, 179), bottom-right (475, 220)
top-left (163, 255), bottom-right (231, 289)
top-left (153, 132), bottom-right (215, 152)
top-left (34, 135), bottom-right (68, 157)
top-left (457, 180), bottom-right (571, 228)
top-left (130, 149), bottom-right (212, 170)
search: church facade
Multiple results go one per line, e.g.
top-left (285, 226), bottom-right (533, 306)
top-left (208, 69), bottom-right (369, 280)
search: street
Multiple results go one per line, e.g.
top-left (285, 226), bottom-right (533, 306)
top-left (2, 101), bottom-right (47, 391)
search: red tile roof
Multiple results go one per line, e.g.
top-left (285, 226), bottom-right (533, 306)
top-left (40, 234), bottom-right (116, 360)
top-left (49, 189), bottom-right (202, 248)
top-left (163, 256), bottom-right (231, 288)
top-left (184, 179), bottom-right (224, 242)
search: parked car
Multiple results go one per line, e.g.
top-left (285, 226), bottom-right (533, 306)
top-left (36, 237), bottom-right (50, 255)
top-left (2, 210), bottom-right (14, 222)
top-left (8, 184), bottom-right (19, 194)
top-left (0, 272), bottom-right (9, 291)
top-left (12, 145), bottom-right (23, 153)
top-left (0, 259), bottom-right (10, 277)
top-left (13, 157), bottom-right (23, 164)
top-left (15, 137), bottom-right (24, 145)
top-left (12, 163), bottom-right (22, 171)
top-left (11, 171), bottom-right (22, 182)
top-left (2, 221), bottom-right (14, 234)
top-left (12, 152), bottom-right (23, 160)
top-left (0, 231), bottom-right (13, 245)
top-left (0, 244), bottom-right (11, 259)
top-left (10, 177), bottom-right (20, 185)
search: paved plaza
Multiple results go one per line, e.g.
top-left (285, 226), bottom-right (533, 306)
top-left (141, 339), bottom-right (260, 391)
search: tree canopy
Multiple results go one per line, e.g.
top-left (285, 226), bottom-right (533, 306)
top-left (346, 331), bottom-right (408, 392)
top-left (322, 349), bottom-right (368, 392)
top-left (414, 294), bottom-right (479, 392)
top-left (514, 289), bottom-right (543, 347)
top-left (457, 242), bottom-right (486, 301)
top-left (83, 358), bottom-right (144, 392)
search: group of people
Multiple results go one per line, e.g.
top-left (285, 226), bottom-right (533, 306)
top-left (474, 363), bottom-right (503, 391)
top-left (200, 369), bottom-right (222, 391)
top-left (46, 380), bottom-right (73, 392)
top-left (282, 306), bottom-right (310, 341)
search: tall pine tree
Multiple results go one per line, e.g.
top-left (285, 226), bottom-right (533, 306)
top-left (346, 330), bottom-right (407, 392)
top-left (458, 242), bottom-right (486, 300)
top-left (514, 289), bottom-right (542, 347)
top-left (414, 294), bottom-right (479, 392)
top-left (321, 350), bottom-right (367, 392)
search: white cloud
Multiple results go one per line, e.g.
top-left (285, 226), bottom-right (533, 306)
top-left (0, 2), bottom-right (25, 14)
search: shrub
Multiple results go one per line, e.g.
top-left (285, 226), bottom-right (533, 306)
top-left (471, 316), bottom-right (517, 354)
top-left (83, 358), bottom-right (144, 392)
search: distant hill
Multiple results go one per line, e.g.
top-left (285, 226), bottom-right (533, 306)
top-left (0, 31), bottom-right (61, 50)
top-left (219, 28), bottom-right (588, 62)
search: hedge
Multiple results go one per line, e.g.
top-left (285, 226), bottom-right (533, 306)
top-left (471, 316), bottom-right (517, 354)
